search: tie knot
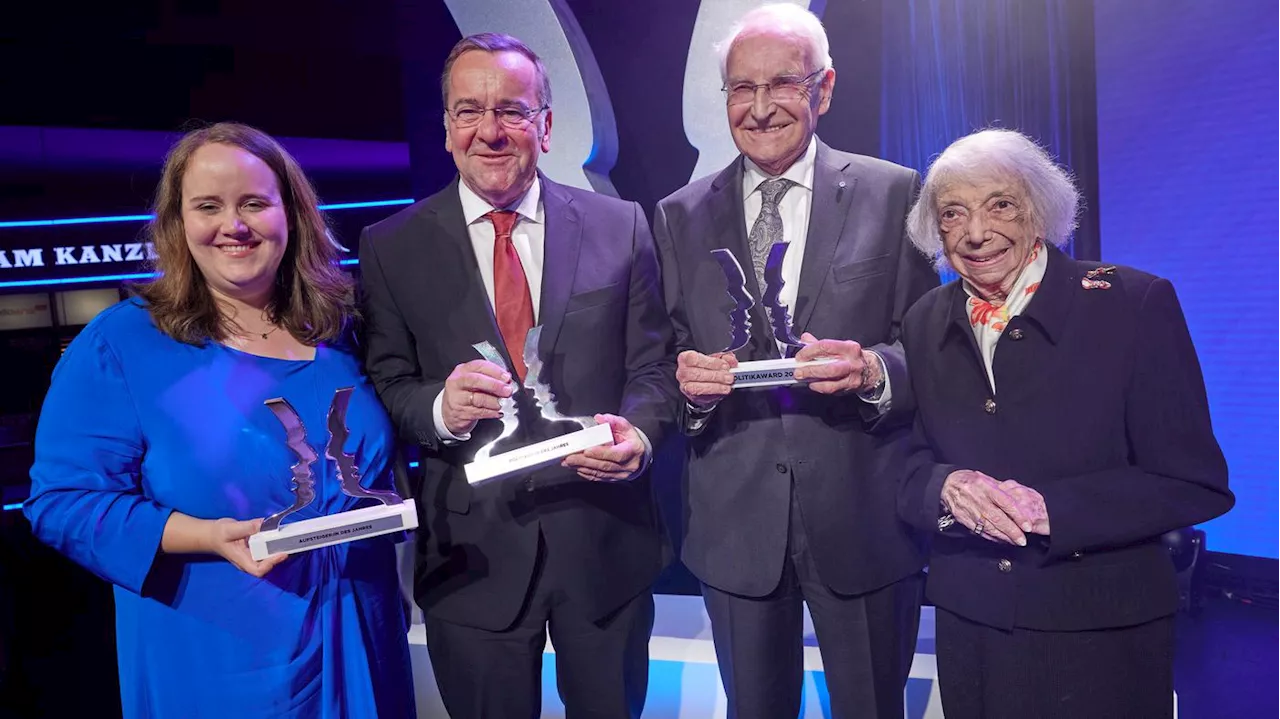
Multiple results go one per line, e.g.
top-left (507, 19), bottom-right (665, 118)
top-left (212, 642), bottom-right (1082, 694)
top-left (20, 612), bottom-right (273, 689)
top-left (485, 210), bottom-right (519, 238)
top-left (758, 178), bottom-right (795, 208)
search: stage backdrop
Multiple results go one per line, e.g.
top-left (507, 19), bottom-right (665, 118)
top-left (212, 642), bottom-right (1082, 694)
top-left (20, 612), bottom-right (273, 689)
top-left (1093, 0), bottom-right (1278, 559)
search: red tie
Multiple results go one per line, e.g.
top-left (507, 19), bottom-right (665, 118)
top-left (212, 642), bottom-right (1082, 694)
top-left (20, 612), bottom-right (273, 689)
top-left (486, 210), bottom-right (534, 380)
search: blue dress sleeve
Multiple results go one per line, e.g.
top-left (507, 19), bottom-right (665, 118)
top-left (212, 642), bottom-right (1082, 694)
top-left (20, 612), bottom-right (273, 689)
top-left (24, 323), bottom-right (174, 595)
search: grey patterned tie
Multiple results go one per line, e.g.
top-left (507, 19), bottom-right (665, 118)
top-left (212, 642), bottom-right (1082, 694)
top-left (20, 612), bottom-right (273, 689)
top-left (747, 178), bottom-right (797, 292)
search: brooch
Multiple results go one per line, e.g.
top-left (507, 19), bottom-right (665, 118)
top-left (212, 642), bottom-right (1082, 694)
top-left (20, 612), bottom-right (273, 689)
top-left (1082, 265), bottom-right (1115, 290)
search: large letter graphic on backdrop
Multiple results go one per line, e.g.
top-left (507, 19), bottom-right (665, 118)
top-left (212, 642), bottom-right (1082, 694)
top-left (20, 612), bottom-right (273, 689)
top-left (682, 0), bottom-right (826, 183)
top-left (443, 0), bottom-right (619, 196)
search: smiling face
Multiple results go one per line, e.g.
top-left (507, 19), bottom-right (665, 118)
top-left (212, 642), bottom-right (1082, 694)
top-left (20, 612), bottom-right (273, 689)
top-left (180, 142), bottom-right (289, 308)
top-left (724, 28), bottom-right (833, 176)
top-left (444, 49), bottom-right (551, 208)
top-left (937, 177), bottom-right (1039, 302)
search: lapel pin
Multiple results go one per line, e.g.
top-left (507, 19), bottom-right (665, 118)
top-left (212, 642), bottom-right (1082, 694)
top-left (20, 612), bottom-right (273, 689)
top-left (1084, 265), bottom-right (1117, 279)
top-left (1081, 278), bottom-right (1111, 290)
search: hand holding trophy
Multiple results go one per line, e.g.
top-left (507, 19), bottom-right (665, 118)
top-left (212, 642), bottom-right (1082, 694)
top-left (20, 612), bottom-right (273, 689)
top-left (248, 388), bottom-right (418, 561)
top-left (464, 326), bottom-right (614, 484)
top-left (710, 242), bottom-right (836, 388)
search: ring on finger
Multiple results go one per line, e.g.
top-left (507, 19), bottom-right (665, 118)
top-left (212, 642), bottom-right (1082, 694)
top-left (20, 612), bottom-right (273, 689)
top-left (972, 520), bottom-right (986, 535)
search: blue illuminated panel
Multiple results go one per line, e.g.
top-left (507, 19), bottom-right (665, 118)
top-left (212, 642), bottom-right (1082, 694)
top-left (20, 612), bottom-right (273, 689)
top-left (1095, 2), bottom-right (1278, 558)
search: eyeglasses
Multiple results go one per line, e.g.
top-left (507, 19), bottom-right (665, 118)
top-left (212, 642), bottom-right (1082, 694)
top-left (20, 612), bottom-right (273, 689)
top-left (447, 104), bottom-right (549, 129)
top-left (722, 68), bottom-right (827, 106)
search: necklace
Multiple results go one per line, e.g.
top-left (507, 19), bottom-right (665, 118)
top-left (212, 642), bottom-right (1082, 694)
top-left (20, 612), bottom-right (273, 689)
top-left (258, 324), bottom-right (281, 340)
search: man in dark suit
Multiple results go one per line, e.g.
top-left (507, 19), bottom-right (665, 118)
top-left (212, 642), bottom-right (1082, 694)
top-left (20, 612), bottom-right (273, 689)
top-left (652, 5), bottom-right (938, 718)
top-left (358, 33), bottom-right (677, 718)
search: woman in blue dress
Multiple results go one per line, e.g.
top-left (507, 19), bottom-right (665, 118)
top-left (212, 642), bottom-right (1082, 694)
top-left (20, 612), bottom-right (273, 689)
top-left (24, 122), bottom-right (416, 718)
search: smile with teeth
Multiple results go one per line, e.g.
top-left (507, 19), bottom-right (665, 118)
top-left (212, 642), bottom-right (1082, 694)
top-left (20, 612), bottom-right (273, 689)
top-left (964, 247), bottom-right (1009, 265)
top-left (217, 243), bottom-right (257, 255)
top-left (750, 125), bottom-right (788, 134)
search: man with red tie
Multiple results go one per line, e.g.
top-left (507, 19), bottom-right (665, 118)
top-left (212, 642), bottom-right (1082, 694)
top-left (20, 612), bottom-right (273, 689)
top-left (358, 33), bottom-right (678, 719)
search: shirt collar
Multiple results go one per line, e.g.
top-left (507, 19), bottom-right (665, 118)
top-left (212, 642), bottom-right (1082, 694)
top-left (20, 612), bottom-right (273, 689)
top-left (743, 136), bottom-right (818, 195)
top-left (458, 176), bottom-right (543, 226)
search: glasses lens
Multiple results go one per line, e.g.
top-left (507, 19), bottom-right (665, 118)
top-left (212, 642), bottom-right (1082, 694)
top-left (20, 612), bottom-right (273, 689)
top-left (453, 109), bottom-right (482, 127)
top-left (497, 109), bottom-right (530, 128)
top-left (770, 83), bottom-right (803, 102)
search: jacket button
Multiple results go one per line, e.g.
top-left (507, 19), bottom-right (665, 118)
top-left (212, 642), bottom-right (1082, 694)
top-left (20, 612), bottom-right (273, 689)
top-left (1072, 550), bottom-right (1084, 559)
top-left (523, 477), bottom-right (535, 492)
top-left (997, 558), bottom-right (1012, 573)
top-left (775, 463), bottom-right (788, 474)
top-left (983, 399), bottom-right (997, 414)
top-left (1008, 328), bottom-right (1025, 341)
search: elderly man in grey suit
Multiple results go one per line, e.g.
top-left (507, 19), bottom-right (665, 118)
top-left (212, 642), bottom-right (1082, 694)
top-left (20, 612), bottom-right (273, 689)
top-left (652, 5), bottom-right (939, 718)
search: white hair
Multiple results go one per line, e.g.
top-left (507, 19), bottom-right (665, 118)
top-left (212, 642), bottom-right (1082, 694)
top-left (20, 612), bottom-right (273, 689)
top-left (716, 3), bottom-right (834, 82)
top-left (907, 129), bottom-right (1081, 269)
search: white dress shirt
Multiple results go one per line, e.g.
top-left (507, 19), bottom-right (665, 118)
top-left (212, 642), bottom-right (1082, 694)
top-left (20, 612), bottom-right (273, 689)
top-left (740, 138), bottom-right (892, 410)
top-left (431, 179), bottom-right (652, 475)
top-left (432, 179), bottom-right (544, 441)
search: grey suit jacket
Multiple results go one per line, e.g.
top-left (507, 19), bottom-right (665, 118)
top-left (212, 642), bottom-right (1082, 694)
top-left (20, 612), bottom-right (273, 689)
top-left (653, 140), bottom-right (938, 597)
top-left (359, 175), bottom-right (678, 629)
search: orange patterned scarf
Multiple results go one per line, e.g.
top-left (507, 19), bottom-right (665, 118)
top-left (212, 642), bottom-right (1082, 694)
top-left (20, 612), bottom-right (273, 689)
top-left (963, 241), bottom-right (1047, 392)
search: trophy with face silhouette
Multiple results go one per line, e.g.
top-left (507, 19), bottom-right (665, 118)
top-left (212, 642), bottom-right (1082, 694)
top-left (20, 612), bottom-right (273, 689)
top-left (711, 243), bottom-right (836, 388)
top-left (248, 387), bottom-right (418, 560)
top-left (464, 326), bottom-right (614, 484)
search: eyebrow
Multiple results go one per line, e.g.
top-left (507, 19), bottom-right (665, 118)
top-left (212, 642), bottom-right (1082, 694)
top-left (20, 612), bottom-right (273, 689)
top-left (450, 97), bottom-right (532, 109)
top-left (186, 193), bottom-right (275, 204)
top-left (727, 71), bottom-right (807, 84)
top-left (938, 189), bottom-right (1018, 206)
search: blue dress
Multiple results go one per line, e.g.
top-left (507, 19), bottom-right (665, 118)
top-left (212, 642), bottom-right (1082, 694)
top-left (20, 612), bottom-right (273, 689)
top-left (25, 300), bottom-right (416, 718)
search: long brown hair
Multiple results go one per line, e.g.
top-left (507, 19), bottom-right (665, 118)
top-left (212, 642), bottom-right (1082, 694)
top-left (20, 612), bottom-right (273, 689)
top-left (132, 122), bottom-right (355, 345)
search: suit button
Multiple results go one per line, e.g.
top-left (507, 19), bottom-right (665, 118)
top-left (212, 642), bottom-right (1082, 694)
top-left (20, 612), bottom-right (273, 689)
top-left (1072, 550), bottom-right (1084, 559)
top-left (997, 558), bottom-right (1012, 573)
top-left (1008, 328), bottom-right (1025, 341)
top-left (523, 477), bottom-right (535, 492)
top-left (775, 463), bottom-right (788, 474)
top-left (983, 399), bottom-right (997, 414)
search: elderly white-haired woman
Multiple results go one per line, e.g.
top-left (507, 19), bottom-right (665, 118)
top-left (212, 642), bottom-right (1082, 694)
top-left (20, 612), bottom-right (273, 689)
top-left (897, 128), bottom-right (1233, 719)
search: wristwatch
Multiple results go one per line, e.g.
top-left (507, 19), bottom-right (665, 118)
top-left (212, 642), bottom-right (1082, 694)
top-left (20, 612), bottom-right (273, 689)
top-left (858, 353), bottom-right (887, 401)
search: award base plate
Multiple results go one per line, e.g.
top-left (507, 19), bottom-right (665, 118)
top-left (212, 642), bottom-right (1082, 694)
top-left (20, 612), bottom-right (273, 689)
top-left (465, 422), bottom-right (614, 485)
top-left (732, 357), bottom-right (838, 389)
top-left (249, 499), bottom-right (418, 560)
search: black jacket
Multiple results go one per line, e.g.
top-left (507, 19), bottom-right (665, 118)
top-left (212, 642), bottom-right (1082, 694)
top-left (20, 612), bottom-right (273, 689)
top-left (899, 244), bottom-right (1233, 631)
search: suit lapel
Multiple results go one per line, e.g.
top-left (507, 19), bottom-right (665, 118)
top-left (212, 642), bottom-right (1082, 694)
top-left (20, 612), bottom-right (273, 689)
top-left (429, 179), bottom-right (510, 367)
top-left (536, 176), bottom-right (584, 360)
top-left (793, 141), bottom-right (855, 334)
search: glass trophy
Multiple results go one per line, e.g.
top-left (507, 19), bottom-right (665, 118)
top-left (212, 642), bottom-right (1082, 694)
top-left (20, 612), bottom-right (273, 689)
top-left (248, 387), bottom-right (418, 560)
top-left (711, 242), bottom-right (835, 388)
top-left (464, 325), bottom-right (614, 484)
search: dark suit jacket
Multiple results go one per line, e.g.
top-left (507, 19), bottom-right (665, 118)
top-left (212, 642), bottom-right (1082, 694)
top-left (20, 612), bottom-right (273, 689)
top-left (358, 175), bottom-right (678, 631)
top-left (653, 140), bottom-right (939, 598)
top-left (898, 243), bottom-right (1234, 631)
